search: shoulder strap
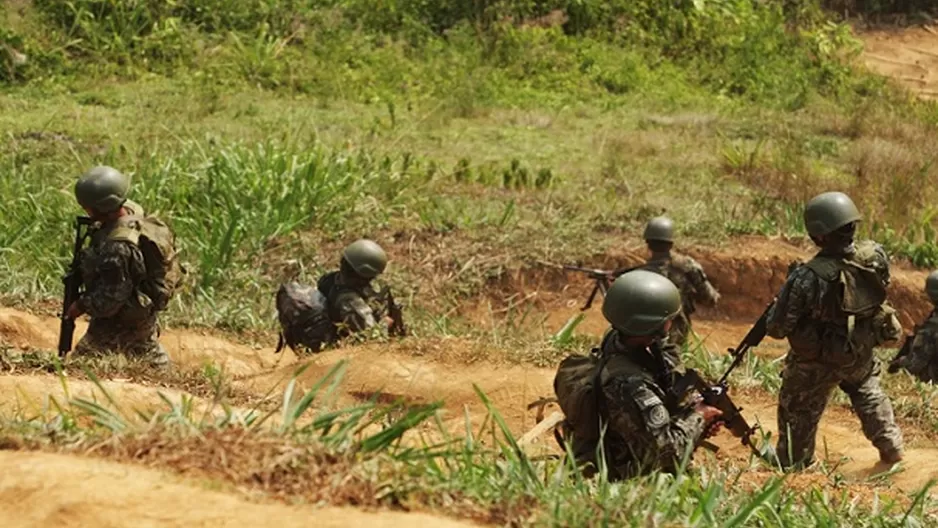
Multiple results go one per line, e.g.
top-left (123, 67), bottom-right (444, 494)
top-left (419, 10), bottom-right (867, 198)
top-left (106, 216), bottom-right (142, 245)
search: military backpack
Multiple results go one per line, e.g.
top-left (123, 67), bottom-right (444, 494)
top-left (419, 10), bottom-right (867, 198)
top-left (109, 214), bottom-right (181, 311)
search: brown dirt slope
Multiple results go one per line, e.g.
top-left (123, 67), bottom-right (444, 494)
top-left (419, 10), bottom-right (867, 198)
top-left (0, 450), bottom-right (479, 528)
top-left (862, 24), bottom-right (938, 100)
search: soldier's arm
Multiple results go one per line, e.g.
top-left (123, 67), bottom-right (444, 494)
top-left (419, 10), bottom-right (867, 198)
top-left (607, 377), bottom-right (706, 473)
top-left (685, 257), bottom-right (720, 306)
top-left (765, 268), bottom-right (816, 339)
top-left (335, 292), bottom-right (377, 333)
top-left (76, 242), bottom-right (143, 319)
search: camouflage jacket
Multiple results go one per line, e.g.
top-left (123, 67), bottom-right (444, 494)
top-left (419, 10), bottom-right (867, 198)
top-left (894, 311), bottom-right (938, 383)
top-left (76, 200), bottom-right (151, 323)
top-left (766, 241), bottom-right (901, 365)
top-left (596, 332), bottom-right (706, 478)
top-left (641, 251), bottom-right (720, 316)
top-left (319, 270), bottom-right (385, 336)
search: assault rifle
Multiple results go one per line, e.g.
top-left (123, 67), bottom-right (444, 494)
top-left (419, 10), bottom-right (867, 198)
top-left (382, 286), bottom-right (408, 337)
top-left (563, 265), bottom-right (638, 310)
top-left (672, 301), bottom-right (774, 459)
top-left (59, 216), bottom-right (94, 358)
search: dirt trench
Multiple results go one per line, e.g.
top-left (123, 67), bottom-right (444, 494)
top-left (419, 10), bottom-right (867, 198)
top-left (482, 236), bottom-right (932, 335)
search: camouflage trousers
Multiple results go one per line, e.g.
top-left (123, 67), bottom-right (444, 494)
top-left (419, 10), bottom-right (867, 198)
top-left (776, 355), bottom-right (902, 468)
top-left (73, 315), bottom-right (170, 369)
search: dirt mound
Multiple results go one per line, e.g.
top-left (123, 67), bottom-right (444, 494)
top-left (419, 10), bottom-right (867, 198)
top-left (861, 25), bottom-right (938, 100)
top-left (485, 237), bottom-right (931, 333)
top-left (0, 450), bottom-right (478, 528)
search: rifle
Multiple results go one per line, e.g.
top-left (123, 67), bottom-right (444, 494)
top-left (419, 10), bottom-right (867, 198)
top-left (383, 286), bottom-right (408, 337)
top-left (58, 216), bottom-right (94, 358)
top-left (672, 301), bottom-right (775, 459)
top-left (563, 265), bottom-right (638, 311)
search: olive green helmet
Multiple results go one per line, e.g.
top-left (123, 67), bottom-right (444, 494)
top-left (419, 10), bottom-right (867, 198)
top-left (342, 239), bottom-right (388, 279)
top-left (74, 166), bottom-right (130, 214)
top-left (803, 192), bottom-right (861, 238)
top-left (643, 216), bottom-right (674, 243)
top-left (926, 271), bottom-right (938, 304)
top-left (602, 270), bottom-right (682, 336)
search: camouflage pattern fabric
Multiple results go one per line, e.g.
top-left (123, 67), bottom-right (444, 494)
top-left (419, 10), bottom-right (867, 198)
top-left (640, 251), bottom-right (720, 347)
top-left (324, 270), bottom-right (386, 338)
top-left (767, 241), bottom-right (903, 468)
top-left (592, 332), bottom-right (706, 479)
top-left (73, 211), bottom-right (169, 368)
top-left (891, 312), bottom-right (938, 383)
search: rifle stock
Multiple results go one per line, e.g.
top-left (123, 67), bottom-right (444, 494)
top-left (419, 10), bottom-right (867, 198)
top-left (675, 369), bottom-right (758, 449)
top-left (58, 216), bottom-right (92, 358)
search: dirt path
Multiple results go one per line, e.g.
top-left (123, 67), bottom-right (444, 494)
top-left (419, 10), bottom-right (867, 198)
top-left (861, 24), bottom-right (938, 100)
top-left (0, 450), bottom-right (479, 528)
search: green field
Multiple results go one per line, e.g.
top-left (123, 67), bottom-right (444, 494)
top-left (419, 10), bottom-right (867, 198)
top-left (2, 0), bottom-right (938, 525)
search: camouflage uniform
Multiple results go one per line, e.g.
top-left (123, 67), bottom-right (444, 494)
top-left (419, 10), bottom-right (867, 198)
top-left (641, 251), bottom-right (720, 347)
top-left (595, 332), bottom-right (706, 479)
top-left (319, 270), bottom-right (386, 338)
top-left (890, 311), bottom-right (938, 383)
top-left (767, 241), bottom-right (903, 467)
top-left (73, 200), bottom-right (170, 368)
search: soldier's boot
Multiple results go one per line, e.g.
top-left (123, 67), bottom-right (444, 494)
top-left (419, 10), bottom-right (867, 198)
top-left (879, 448), bottom-right (903, 464)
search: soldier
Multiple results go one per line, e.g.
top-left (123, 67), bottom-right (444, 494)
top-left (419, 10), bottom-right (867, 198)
top-left (66, 166), bottom-right (178, 368)
top-left (639, 216), bottom-right (721, 348)
top-left (554, 270), bottom-right (722, 480)
top-left (888, 271), bottom-right (938, 383)
top-left (276, 239), bottom-right (400, 353)
top-left (766, 191), bottom-right (903, 468)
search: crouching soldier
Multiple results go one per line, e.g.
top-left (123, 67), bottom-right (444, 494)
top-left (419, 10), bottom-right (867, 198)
top-left (553, 270), bottom-right (722, 480)
top-left (889, 271), bottom-right (938, 383)
top-left (275, 239), bottom-right (405, 354)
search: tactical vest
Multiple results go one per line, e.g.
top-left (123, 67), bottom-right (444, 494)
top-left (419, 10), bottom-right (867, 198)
top-left (803, 241), bottom-right (888, 321)
top-left (107, 213), bottom-right (181, 311)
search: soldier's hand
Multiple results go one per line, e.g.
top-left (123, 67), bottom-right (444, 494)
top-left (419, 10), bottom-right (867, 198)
top-left (66, 301), bottom-right (83, 320)
top-left (703, 420), bottom-right (724, 439)
top-left (695, 402), bottom-right (723, 424)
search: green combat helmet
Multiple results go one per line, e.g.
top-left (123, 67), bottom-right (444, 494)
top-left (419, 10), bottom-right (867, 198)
top-left (602, 270), bottom-right (681, 336)
top-left (74, 166), bottom-right (130, 214)
top-left (643, 216), bottom-right (674, 243)
top-left (927, 271), bottom-right (938, 305)
top-left (803, 192), bottom-right (861, 238)
top-left (343, 239), bottom-right (388, 279)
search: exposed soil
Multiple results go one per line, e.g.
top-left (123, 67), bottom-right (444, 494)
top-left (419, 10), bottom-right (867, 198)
top-left (862, 24), bottom-right (938, 100)
top-left (0, 450), bottom-right (479, 528)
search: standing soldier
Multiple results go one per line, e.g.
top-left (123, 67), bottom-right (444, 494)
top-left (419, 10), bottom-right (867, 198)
top-left (553, 270), bottom-right (722, 480)
top-left (766, 191), bottom-right (903, 468)
top-left (66, 166), bottom-right (179, 368)
top-left (639, 216), bottom-right (721, 348)
top-left (888, 271), bottom-right (938, 383)
top-left (276, 239), bottom-right (404, 354)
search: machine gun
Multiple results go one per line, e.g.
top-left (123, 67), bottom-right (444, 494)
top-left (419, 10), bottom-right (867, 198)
top-left (563, 265), bottom-right (638, 310)
top-left (58, 216), bottom-right (94, 358)
top-left (672, 301), bottom-right (775, 459)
